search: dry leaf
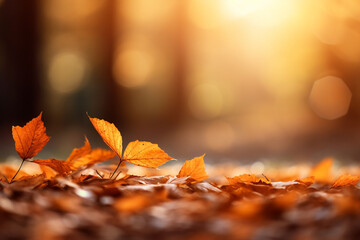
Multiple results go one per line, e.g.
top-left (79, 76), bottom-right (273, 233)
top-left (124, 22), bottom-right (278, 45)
top-left (66, 137), bottom-right (91, 165)
top-left (33, 159), bottom-right (71, 176)
top-left (311, 157), bottom-right (333, 183)
top-left (227, 174), bottom-right (269, 185)
top-left (332, 174), bottom-right (360, 188)
top-left (12, 112), bottom-right (50, 160)
top-left (88, 116), bottom-right (122, 157)
top-left (39, 165), bottom-right (58, 179)
top-left (89, 116), bottom-right (172, 169)
top-left (0, 165), bottom-right (29, 182)
top-left (295, 176), bottom-right (315, 186)
top-left (68, 148), bottom-right (116, 171)
top-left (177, 154), bottom-right (208, 182)
top-left (123, 140), bottom-right (172, 168)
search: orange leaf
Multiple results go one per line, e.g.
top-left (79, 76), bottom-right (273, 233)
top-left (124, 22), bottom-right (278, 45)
top-left (123, 140), bottom-right (173, 168)
top-left (227, 174), bottom-right (259, 185)
top-left (332, 174), bottom-right (360, 188)
top-left (66, 137), bottom-right (91, 165)
top-left (227, 174), bottom-right (270, 185)
top-left (88, 116), bottom-right (122, 158)
top-left (295, 176), bottom-right (315, 186)
top-left (68, 148), bottom-right (116, 171)
top-left (12, 112), bottom-right (50, 160)
top-left (0, 165), bottom-right (29, 182)
top-left (39, 165), bottom-right (58, 179)
top-left (33, 159), bottom-right (71, 176)
top-left (177, 154), bottom-right (208, 182)
top-left (311, 157), bottom-right (333, 183)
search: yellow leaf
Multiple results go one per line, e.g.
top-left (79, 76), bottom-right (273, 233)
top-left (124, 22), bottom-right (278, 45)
top-left (12, 112), bottom-right (50, 160)
top-left (88, 116), bottom-right (122, 158)
top-left (123, 140), bottom-right (173, 168)
top-left (311, 157), bottom-right (333, 183)
top-left (332, 174), bottom-right (359, 188)
top-left (177, 154), bottom-right (208, 182)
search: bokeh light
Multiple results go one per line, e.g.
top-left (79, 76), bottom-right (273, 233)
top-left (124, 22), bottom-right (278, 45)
top-left (44, 0), bottom-right (103, 23)
top-left (48, 51), bottom-right (87, 94)
top-left (188, 83), bottom-right (223, 120)
top-left (113, 49), bottom-right (154, 88)
top-left (309, 76), bottom-right (352, 120)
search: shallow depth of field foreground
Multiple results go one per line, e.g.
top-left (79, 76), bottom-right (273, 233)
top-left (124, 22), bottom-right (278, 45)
top-left (1, 1), bottom-right (360, 240)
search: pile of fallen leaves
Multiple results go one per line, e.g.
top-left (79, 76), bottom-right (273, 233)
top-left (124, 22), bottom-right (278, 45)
top-left (1, 113), bottom-right (360, 240)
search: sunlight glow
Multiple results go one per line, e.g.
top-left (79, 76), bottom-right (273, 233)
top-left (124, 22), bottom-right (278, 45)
top-left (48, 51), bottom-right (87, 94)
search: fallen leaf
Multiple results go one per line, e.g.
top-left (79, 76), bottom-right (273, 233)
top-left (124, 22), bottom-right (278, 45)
top-left (177, 154), bottom-right (208, 182)
top-left (332, 174), bottom-right (360, 188)
top-left (68, 148), bottom-right (116, 171)
top-left (227, 174), bottom-right (269, 185)
top-left (0, 165), bottom-right (29, 182)
top-left (39, 165), bottom-right (58, 179)
top-left (123, 140), bottom-right (172, 168)
top-left (296, 176), bottom-right (315, 186)
top-left (88, 116), bottom-right (122, 157)
top-left (66, 137), bottom-right (91, 165)
top-left (311, 157), bottom-right (333, 183)
top-left (12, 112), bottom-right (50, 160)
top-left (33, 159), bottom-right (71, 176)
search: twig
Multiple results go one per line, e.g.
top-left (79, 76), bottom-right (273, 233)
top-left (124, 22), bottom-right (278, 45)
top-left (113, 170), bottom-right (122, 180)
top-left (110, 159), bottom-right (123, 179)
top-left (262, 173), bottom-right (270, 182)
top-left (95, 170), bottom-right (104, 179)
top-left (11, 159), bottom-right (25, 183)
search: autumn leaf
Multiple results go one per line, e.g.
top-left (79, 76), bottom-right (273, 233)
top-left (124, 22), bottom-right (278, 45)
top-left (39, 165), bottom-right (58, 179)
top-left (0, 165), bottom-right (29, 182)
top-left (295, 176), bottom-right (315, 186)
top-left (66, 137), bottom-right (91, 165)
top-left (88, 116), bottom-right (173, 169)
top-left (88, 116), bottom-right (122, 158)
top-left (123, 141), bottom-right (172, 168)
top-left (177, 154), bottom-right (208, 182)
top-left (311, 157), bottom-right (333, 183)
top-left (12, 112), bottom-right (50, 160)
top-left (68, 148), bottom-right (116, 171)
top-left (332, 174), bottom-right (360, 188)
top-left (227, 174), bottom-right (270, 185)
top-left (33, 159), bottom-right (71, 176)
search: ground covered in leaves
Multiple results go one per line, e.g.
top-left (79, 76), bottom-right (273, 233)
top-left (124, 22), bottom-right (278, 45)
top-left (2, 159), bottom-right (360, 240)
top-left (2, 113), bottom-right (360, 240)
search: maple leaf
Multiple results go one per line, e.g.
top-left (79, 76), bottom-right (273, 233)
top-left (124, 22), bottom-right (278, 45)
top-left (332, 174), bottom-right (360, 188)
top-left (12, 112), bottom-right (50, 160)
top-left (177, 154), bottom-right (208, 182)
top-left (88, 116), bottom-right (173, 171)
top-left (33, 159), bottom-right (72, 176)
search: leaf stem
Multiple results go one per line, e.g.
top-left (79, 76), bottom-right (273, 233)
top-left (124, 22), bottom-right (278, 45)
top-left (11, 159), bottom-right (25, 183)
top-left (95, 170), bottom-right (104, 179)
top-left (262, 173), bottom-right (270, 182)
top-left (110, 158), bottom-right (123, 179)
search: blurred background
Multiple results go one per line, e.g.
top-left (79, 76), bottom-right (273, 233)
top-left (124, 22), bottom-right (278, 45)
top-left (0, 0), bottom-right (360, 165)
